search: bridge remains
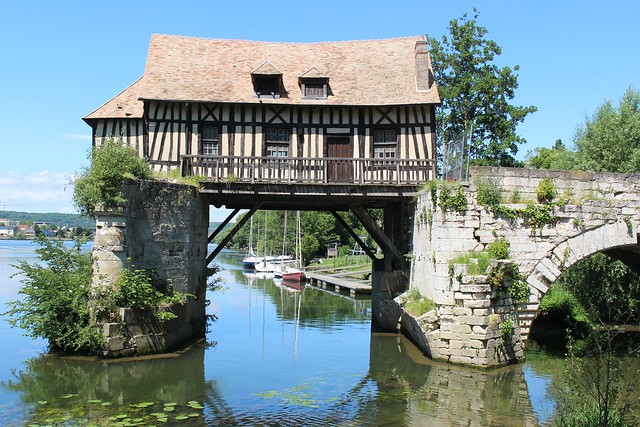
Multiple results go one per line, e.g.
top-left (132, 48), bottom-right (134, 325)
top-left (92, 180), bottom-right (208, 356)
top-left (399, 166), bottom-right (640, 366)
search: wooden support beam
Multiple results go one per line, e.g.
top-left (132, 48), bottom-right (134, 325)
top-left (206, 204), bottom-right (262, 265)
top-left (350, 204), bottom-right (404, 266)
top-left (208, 208), bottom-right (240, 243)
top-left (330, 210), bottom-right (378, 261)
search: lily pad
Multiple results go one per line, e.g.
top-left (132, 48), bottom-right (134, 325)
top-left (187, 401), bottom-right (204, 409)
top-left (101, 402), bottom-right (113, 406)
top-left (188, 413), bottom-right (200, 418)
top-left (37, 400), bottom-right (48, 405)
top-left (87, 399), bottom-right (102, 404)
top-left (175, 414), bottom-right (189, 420)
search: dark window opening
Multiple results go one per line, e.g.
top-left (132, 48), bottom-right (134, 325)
top-left (253, 75), bottom-right (281, 99)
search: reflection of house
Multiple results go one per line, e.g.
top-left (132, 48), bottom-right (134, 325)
top-left (83, 34), bottom-right (440, 184)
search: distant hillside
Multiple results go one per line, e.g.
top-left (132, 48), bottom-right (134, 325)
top-left (0, 210), bottom-right (95, 228)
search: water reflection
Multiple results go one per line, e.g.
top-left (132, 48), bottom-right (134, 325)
top-left (1, 244), bottom-right (564, 426)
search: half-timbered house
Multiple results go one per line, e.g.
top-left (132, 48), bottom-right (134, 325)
top-left (84, 34), bottom-right (441, 337)
top-left (83, 34), bottom-right (440, 186)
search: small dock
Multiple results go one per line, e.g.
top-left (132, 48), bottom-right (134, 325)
top-left (305, 271), bottom-right (371, 297)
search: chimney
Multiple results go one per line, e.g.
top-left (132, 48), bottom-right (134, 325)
top-left (415, 39), bottom-right (433, 91)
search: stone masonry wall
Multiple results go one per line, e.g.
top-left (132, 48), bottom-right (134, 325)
top-left (92, 179), bottom-right (209, 357)
top-left (396, 263), bottom-right (524, 367)
top-left (410, 166), bottom-right (640, 350)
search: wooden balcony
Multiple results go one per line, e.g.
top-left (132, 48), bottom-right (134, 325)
top-left (181, 154), bottom-right (435, 186)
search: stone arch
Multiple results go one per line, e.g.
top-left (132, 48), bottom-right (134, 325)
top-left (519, 220), bottom-right (638, 338)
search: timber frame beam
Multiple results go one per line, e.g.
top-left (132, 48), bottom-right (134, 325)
top-left (330, 211), bottom-right (378, 261)
top-left (206, 203), bottom-right (263, 265)
top-left (349, 204), bottom-right (404, 267)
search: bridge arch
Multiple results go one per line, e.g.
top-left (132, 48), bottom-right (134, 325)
top-left (522, 220), bottom-right (639, 337)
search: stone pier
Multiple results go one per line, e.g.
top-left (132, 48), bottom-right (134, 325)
top-left (92, 179), bottom-right (209, 357)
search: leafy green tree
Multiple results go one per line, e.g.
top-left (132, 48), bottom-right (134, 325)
top-left (572, 87), bottom-right (640, 173)
top-left (428, 9), bottom-right (537, 167)
top-left (73, 137), bottom-right (152, 217)
top-left (3, 236), bottom-right (102, 352)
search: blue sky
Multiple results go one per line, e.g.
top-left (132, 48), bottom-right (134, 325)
top-left (1, 1), bottom-right (638, 218)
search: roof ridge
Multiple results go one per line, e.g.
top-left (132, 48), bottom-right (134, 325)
top-left (150, 33), bottom-right (424, 45)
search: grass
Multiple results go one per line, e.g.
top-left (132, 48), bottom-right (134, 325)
top-left (404, 288), bottom-right (436, 316)
top-left (307, 254), bottom-right (372, 272)
top-left (449, 251), bottom-right (491, 275)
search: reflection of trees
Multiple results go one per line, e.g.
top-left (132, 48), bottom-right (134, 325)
top-left (233, 269), bottom-right (371, 327)
top-left (1, 342), bottom-right (209, 425)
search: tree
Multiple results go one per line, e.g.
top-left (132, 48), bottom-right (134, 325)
top-left (4, 236), bottom-right (102, 352)
top-left (572, 87), bottom-right (640, 173)
top-left (428, 9), bottom-right (537, 167)
top-left (73, 137), bottom-right (152, 217)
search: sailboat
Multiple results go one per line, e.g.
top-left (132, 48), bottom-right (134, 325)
top-left (281, 211), bottom-right (306, 282)
top-left (254, 211), bottom-right (276, 273)
top-left (242, 216), bottom-right (260, 270)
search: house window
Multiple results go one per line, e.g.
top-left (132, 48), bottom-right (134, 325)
top-left (202, 125), bottom-right (219, 156)
top-left (253, 75), bottom-right (281, 98)
top-left (265, 128), bottom-right (290, 158)
top-left (302, 80), bottom-right (328, 99)
top-left (373, 129), bottom-right (397, 163)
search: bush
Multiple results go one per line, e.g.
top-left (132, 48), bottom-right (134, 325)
top-left (476, 177), bottom-right (502, 207)
top-left (73, 137), bottom-right (152, 217)
top-left (487, 237), bottom-right (510, 259)
top-left (538, 283), bottom-right (590, 331)
top-left (536, 177), bottom-right (557, 203)
top-left (3, 236), bottom-right (103, 353)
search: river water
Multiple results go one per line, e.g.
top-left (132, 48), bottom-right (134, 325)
top-left (0, 240), bottom-right (572, 426)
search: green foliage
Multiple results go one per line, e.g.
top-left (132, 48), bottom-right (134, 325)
top-left (428, 8), bottom-right (537, 167)
top-left (475, 177), bottom-right (502, 207)
top-left (572, 87), bottom-right (640, 173)
top-left (449, 251), bottom-right (491, 275)
top-left (488, 262), bottom-right (530, 304)
top-left (3, 236), bottom-right (194, 354)
top-left (437, 183), bottom-right (467, 213)
top-left (554, 331), bottom-right (638, 427)
top-left (487, 237), bottom-right (510, 259)
top-left (557, 253), bottom-right (640, 325)
top-left (3, 236), bottom-right (103, 353)
top-left (535, 178), bottom-right (557, 203)
top-left (73, 137), bottom-right (152, 217)
top-left (403, 289), bottom-right (436, 316)
top-left (521, 202), bottom-right (556, 234)
top-left (538, 283), bottom-right (590, 331)
top-left (153, 168), bottom-right (205, 187)
top-left (525, 139), bottom-right (569, 169)
top-left (499, 317), bottom-right (514, 342)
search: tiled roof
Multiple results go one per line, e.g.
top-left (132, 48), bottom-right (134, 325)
top-left (86, 34), bottom-right (440, 119)
top-left (84, 78), bottom-right (145, 120)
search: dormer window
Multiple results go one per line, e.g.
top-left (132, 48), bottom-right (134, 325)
top-left (251, 61), bottom-right (282, 99)
top-left (299, 67), bottom-right (329, 100)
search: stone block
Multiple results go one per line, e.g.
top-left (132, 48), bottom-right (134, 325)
top-left (463, 299), bottom-right (491, 309)
top-left (106, 336), bottom-right (124, 352)
top-left (102, 323), bottom-right (120, 337)
top-left (451, 324), bottom-right (472, 334)
top-left (460, 284), bottom-right (491, 293)
top-left (472, 308), bottom-right (492, 316)
top-left (453, 307), bottom-right (472, 316)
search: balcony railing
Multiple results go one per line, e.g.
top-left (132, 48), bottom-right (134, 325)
top-left (180, 155), bottom-right (435, 185)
